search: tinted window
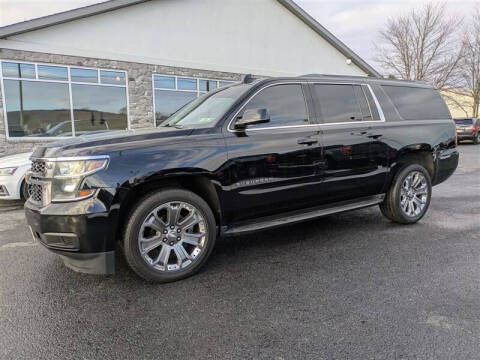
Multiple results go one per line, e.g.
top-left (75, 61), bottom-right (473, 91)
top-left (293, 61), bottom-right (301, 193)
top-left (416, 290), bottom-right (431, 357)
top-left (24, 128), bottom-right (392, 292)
top-left (382, 86), bottom-right (451, 120)
top-left (3, 80), bottom-right (71, 137)
top-left (241, 84), bottom-right (308, 128)
top-left (72, 84), bottom-right (128, 133)
top-left (353, 85), bottom-right (373, 121)
top-left (313, 84), bottom-right (363, 123)
top-left (454, 118), bottom-right (474, 125)
top-left (155, 90), bottom-right (197, 122)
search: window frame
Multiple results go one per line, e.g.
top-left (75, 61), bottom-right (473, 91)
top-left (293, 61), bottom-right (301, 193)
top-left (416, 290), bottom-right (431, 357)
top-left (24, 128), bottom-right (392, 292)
top-left (152, 73), bottom-right (236, 127)
top-left (0, 59), bottom-right (130, 140)
top-left (227, 81), bottom-right (385, 133)
top-left (311, 82), bottom-right (385, 126)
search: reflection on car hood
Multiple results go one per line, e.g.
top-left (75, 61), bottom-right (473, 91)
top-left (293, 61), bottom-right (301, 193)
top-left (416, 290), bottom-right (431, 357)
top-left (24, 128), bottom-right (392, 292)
top-left (0, 152), bottom-right (32, 167)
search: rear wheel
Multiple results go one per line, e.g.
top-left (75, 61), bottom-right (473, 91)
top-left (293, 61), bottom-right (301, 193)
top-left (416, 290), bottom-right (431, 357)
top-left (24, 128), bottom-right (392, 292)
top-left (473, 133), bottom-right (479, 145)
top-left (123, 188), bottom-right (216, 282)
top-left (380, 164), bottom-right (432, 224)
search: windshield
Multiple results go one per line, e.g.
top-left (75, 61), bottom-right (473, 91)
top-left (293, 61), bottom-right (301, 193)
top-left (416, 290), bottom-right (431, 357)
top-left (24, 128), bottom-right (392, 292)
top-left (454, 118), bottom-right (474, 125)
top-left (159, 84), bottom-right (249, 128)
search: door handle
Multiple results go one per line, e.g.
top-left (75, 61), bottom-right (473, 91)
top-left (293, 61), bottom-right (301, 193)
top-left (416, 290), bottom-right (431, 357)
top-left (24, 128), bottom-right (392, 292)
top-left (297, 138), bottom-right (318, 146)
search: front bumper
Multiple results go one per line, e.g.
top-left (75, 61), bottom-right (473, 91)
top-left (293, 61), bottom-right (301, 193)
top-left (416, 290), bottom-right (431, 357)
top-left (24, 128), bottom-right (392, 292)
top-left (24, 190), bottom-right (117, 275)
top-left (0, 176), bottom-right (22, 200)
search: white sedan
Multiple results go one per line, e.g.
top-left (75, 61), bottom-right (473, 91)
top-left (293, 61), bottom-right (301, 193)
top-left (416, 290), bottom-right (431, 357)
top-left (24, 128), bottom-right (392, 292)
top-left (0, 152), bottom-right (32, 200)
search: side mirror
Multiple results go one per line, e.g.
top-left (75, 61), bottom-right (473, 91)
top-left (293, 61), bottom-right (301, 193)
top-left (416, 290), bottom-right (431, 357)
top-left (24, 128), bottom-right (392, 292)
top-left (235, 108), bottom-right (270, 129)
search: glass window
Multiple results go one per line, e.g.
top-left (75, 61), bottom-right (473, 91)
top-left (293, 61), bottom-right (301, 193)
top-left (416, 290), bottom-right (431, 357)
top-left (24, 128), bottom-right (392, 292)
top-left (19, 63), bottom-right (36, 79)
top-left (362, 85), bottom-right (380, 120)
top-left (100, 70), bottom-right (126, 85)
top-left (353, 85), bottom-right (372, 121)
top-left (2, 62), bottom-right (20, 77)
top-left (313, 84), bottom-right (362, 123)
top-left (3, 80), bottom-right (71, 137)
top-left (162, 85), bottom-right (249, 128)
top-left (199, 80), bottom-right (208, 92)
top-left (154, 76), bottom-right (175, 89)
top-left (208, 80), bottom-right (218, 91)
top-left (154, 90), bottom-right (197, 123)
top-left (241, 84), bottom-right (308, 128)
top-left (1, 62), bottom-right (36, 79)
top-left (382, 86), bottom-right (451, 120)
top-left (71, 68), bottom-right (98, 83)
top-left (219, 81), bottom-right (234, 88)
top-left (454, 118), bottom-right (474, 125)
top-left (37, 65), bottom-right (68, 81)
top-left (177, 78), bottom-right (197, 91)
top-left (72, 84), bottom-right (128, 134)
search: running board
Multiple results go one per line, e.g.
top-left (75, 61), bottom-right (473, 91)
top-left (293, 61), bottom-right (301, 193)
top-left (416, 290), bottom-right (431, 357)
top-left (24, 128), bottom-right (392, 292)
top-left (222, 194), bottom-right (385, 236)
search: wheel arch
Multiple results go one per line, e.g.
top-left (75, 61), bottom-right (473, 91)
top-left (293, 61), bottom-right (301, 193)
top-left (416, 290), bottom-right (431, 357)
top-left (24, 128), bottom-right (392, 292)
top-left (385, 146), bottom-right (435, 191)
top-left (113, 174), bottom-right (223, 242)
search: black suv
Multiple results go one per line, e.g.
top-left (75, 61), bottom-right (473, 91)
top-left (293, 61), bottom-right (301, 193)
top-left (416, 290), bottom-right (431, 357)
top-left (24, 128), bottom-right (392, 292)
top-left (454, 118), bottom-right (479, 144)
top-left (25, 75), bottom-right (459, 282)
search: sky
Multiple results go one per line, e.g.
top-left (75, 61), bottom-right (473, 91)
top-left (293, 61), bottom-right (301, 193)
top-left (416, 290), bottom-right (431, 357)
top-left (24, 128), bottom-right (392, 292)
top-left (0, 0), bottom-right (478, 68)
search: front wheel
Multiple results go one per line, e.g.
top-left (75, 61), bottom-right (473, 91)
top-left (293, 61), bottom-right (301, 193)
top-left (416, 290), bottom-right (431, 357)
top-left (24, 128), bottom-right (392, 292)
top-left (380, 164), bottom-right (432, 224)
top-left (123, 189), bottom-right (216, 282)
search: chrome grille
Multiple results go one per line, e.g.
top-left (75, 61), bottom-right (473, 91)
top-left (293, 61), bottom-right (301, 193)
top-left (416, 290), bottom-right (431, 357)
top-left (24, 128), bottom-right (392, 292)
top-left (31, 160), bottom-right (46, 176)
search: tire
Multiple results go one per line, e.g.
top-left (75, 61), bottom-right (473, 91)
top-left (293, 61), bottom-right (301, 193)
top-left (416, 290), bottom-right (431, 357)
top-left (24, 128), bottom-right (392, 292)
top-left (380, 164), bottom-right (432, 224)
top-left (474, 133), bottom-right (479, 145)
top-left (20, 180), bottom-right (30, 201)
top-left (123, 188), bottom-right (216, 283)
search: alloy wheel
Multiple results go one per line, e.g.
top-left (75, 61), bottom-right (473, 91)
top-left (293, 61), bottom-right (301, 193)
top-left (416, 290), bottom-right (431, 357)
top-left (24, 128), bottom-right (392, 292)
top-left (138, 201), bottom-right (207, 272)
top-left (399, 171), bottom-right (429, 218)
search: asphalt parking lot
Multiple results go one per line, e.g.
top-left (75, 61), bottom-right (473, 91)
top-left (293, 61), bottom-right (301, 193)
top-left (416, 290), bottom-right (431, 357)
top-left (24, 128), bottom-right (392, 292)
top-left (0, 144), bottom-right (479, 360)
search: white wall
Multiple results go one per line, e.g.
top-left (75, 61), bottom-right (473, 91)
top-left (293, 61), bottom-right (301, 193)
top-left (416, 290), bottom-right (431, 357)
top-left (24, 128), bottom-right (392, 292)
top-left (0, 0), bottom-right (367, 77)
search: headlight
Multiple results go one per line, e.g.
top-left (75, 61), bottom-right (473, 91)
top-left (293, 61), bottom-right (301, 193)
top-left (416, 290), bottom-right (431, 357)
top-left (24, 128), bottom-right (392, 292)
top-left (48, 157), bottom-right (109, 202)
top-left (0, 167), bottom-right (17, 176)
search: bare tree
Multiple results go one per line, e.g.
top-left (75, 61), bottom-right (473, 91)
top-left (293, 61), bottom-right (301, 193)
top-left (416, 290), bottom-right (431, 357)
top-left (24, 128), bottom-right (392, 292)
top-left (376, 2), bottom-right (464, 91)
top-left (459, 8), bottom-right (480, 117)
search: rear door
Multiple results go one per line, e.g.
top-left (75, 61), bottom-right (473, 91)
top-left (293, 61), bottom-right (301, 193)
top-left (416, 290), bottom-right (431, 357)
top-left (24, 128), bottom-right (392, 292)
top-left (311, 83), bottom-right (387, 204)
top-left (222, 83), bottom-right (323, 223)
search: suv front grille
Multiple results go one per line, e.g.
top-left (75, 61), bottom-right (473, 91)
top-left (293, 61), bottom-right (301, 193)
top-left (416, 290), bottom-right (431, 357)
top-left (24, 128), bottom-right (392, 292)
top-left (27, 158), bottom-right (51, 207)
top-left (28, 183), bottom-right (43, 204)
top-left (31, 160), bottom-right (46, 176)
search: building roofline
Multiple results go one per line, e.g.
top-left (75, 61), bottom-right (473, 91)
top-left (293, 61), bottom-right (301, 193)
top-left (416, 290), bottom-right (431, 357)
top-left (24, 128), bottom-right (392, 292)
top-left (0, 0), bottom-right (380, 78)
top-left (0, 0), bottom-right (150, 38)
top-left (277, 0), bottom-right (380, 77)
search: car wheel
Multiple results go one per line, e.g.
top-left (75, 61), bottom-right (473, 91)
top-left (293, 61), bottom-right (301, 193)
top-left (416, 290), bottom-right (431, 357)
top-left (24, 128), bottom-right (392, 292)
top-left (474, 133), bottom-right (479, 145)
top-left (20, 180), bottom-right (31, 201)
top-left (380, 164), bottom-right (432, 224)
top-left (123, 188), bottom-right (216, 282)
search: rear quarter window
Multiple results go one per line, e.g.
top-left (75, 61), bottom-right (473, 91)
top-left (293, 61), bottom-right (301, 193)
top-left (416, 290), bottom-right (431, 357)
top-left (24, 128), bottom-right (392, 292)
top-left (382, 85), bottom-right (451, 120)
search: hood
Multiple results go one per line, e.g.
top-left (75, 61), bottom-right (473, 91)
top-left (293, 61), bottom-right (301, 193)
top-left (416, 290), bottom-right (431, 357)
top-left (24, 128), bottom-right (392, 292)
top-left (0, 152), bottom-right (32, 168)
top-left (32, 127), bottom-right (195, 159)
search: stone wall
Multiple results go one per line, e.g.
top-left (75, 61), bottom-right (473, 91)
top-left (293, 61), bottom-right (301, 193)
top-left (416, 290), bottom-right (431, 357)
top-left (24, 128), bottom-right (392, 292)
top-left (0, 48), bottom-right (243, 157)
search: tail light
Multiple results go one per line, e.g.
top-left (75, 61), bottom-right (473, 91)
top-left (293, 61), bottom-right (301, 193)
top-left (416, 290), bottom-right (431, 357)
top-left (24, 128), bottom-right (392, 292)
top-left (473, 126), bottom-right (477, 134)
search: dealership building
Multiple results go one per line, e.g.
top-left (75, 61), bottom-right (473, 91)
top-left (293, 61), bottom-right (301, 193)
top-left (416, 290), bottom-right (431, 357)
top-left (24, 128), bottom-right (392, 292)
top-left (0, 0), bottom-right (379, 157)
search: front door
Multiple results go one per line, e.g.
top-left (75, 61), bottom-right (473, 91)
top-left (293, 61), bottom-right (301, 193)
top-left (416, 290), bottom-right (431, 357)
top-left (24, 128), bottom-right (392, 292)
top-left (221, 83), bottom-right (323, 224)
top-left (311, 83), bottom-right (387, 204)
